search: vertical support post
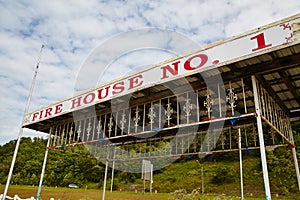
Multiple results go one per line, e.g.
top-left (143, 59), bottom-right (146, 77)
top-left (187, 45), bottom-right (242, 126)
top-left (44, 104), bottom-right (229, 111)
top-left (36, 128), bottom-right (52, 200)
top-left (177, 96), bottom-right (179, 126)
top-left (150, 164), bottom-right (153, 195)
top-left (196, 91), bottom-right (200, 121)
top-left (110, 161), bottom-right (115, 192)
top-left (241, 78), bottom-right (247, 114)
top-left (292, 147), bottom-right (300, 191)
top-left (2, 45), bottom-right (44, 200)
top-left (238, 128), bottom-right (244, 200)
top-left (201, 165), bottom-right (204, 194)
top-left (142, 160), bottom-right (146, 197)
top-left (196, 160), bottom-right (204, 194)
top-left (143, 104), bottom-right (146, 132)
top-left (218, 83), bottom-right (222, 117)
top-left (159, 99), bottom-right (162, 129)
top-left (143, 178), bottom-right (146, 195)
top-left (186, 92), bottom-right (190, 124)
top-left (92, 117), bottom-right (96, 141)
top-left (229, 127), bottom-right (232, 149)
top-left (128, 109), bottom-right (131, 134)
top-left (251, 75), bottom-right (272, 200)
top-left (289, 125), bottom-right (300, 191)
top-left (102, 158), bottom-right (109, 200)
top-left (114, 112), bottom-right (118, 137)
top-left (110, 147), bottom-right (116, 192)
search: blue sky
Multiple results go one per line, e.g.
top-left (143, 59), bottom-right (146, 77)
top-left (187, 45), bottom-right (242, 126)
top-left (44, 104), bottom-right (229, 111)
top-left (0, 0), bottom-right (299, 145)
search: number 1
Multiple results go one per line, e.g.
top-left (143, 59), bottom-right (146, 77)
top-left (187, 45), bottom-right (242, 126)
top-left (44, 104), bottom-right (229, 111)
top-left (250, 33), bottom-right (272, 52)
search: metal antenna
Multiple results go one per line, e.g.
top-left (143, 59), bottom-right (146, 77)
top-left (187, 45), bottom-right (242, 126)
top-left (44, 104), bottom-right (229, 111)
top-left (2, 44), bottom-right (44, 200)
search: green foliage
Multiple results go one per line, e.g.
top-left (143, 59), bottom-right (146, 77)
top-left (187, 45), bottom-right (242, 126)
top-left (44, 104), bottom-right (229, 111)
top-left (211, 166), bottom-right (237, 185)
top-left (292, 121), bottom-right (300, 153)
top-left (0, 122), bottom-right (299, 196)
top-left (267, 147), bottom-right (299, 194)
top-left (0, 137), bottom-right (103, 187)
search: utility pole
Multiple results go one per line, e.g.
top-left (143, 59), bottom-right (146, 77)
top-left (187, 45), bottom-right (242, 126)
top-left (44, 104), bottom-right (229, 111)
top-left (2, 45), bottom-right (44, 200)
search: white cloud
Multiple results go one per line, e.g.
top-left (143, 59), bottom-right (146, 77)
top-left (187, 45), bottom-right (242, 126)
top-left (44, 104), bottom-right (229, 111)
top-left (0, 0), bottom-right (299, 144)
top-left (224, 0), bottom-right (300, 36)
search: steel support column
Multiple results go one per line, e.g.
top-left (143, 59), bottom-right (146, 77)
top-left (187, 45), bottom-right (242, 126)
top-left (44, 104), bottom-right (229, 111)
top-left (102, 159), bottom-right (109, 200)
top-left (251, 75), bottom-right (272, 200)
top-left (292, 147), bottom-right (300, 191)
top-left (36, 128), bottom-right (52, 200)
top-left (238, 128), bottom-right (244, 200)
top-left (289, 127), bottom-right (300, 191)
top-left (110, 147), bottom-right (116, 192)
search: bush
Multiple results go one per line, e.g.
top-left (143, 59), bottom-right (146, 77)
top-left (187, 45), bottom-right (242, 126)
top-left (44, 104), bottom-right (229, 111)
top-left (211, 166), bottom-right (237, 185)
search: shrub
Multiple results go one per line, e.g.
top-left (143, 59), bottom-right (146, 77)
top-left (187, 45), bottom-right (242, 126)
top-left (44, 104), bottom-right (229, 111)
top-left (211, 166), bottom-right (237, 185)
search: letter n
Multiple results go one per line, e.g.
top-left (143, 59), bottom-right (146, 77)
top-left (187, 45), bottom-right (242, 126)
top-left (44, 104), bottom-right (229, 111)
top-left (161, 61), bottom-right (180, 79)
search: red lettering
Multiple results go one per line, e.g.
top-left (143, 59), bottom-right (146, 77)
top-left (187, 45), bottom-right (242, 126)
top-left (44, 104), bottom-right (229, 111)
top-left (128, 74), bottom-right (143, 90)
top-left (83, 93), bottom-right (96, 104)
top-left (184, 54), bottom-right (208, 70)
top-left (98, 86), bottom-right (110, 99)
top-left (161, 61), bottom-right (180, 79)
top-left (39, 110), bottom-right (44, 119)
top-left (54, 104), bottom-right (63, 114)
top-left (250, 33), bottom-right (272, 52)
top-left (112, 81), bottom-right (125, 95)
top-left (32, 112), bottom-right (39, 122)
top-left (71, 96), bottom-right (82, 109)
top-left (45, 108), bottom-right (52, 118)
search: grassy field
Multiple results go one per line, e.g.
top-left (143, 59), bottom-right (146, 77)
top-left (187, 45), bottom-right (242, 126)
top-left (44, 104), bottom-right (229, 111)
top-left (3, 185), bottom-right (169, 200)
top-left (1, 185), bottom-right (299, 200)
top-left (1, 158), bottom-right (299, 199)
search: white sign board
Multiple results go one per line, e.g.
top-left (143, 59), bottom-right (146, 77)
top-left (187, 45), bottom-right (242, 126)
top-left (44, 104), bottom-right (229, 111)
top-left (142, 159), bottom-right (152, 181)
top-left (23, 15), bottom-right (300, 127)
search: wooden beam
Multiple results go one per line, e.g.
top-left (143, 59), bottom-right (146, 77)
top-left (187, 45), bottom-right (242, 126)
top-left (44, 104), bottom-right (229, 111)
top-left (256, 75), bottom-right (290, 115)
top-left (278, 70), bottom-right (300, 106)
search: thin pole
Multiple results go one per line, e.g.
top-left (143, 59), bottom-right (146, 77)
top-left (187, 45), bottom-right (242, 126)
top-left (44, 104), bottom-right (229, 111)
top-left (143, 176), bottom-right (146, 195)
top-left (238, 128), bottom-right (244, 200)
top-left (150, 164), bottom-right (153, 195)
top-left (251, 75), bottom-right (272, 200)
top-left (289, 123), bottom-right (300, 191)
top-left (102, 156), bottom-right (109, 200)
top-left (110, 160), bottom-right (115, 192)
top-left (110, 147), bottom-right (116, 192)
top-left (292, 147), bottom-right (300, 191)
top-left (241, 78), bottom-right (247, 114)
top-left (36, 128), bottom-right (52, 200)
top-left (196, 160), bottom-right (204, 194)
top-left (141, 160), bottom-right (144, 195)
top-left (142, 159), bottom-right (145, 195)
top-left (201, 166), bottom-right (204, 194)
top-left (2, 45), bottom-right (44, 200)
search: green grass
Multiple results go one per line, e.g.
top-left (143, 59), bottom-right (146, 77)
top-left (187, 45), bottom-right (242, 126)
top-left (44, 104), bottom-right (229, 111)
top-left (0, 185), bottom-right (170, 200)
top-left (1, 154), bottom-right (299, 199)
top-left (1, 185), bottom-right (299, 200)
top-left (114, 157), bottom-right (299, 199)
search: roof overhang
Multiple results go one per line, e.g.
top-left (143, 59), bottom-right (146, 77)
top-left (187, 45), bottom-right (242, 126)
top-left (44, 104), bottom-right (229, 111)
top-left (23, 14), bottom-right (300, 133)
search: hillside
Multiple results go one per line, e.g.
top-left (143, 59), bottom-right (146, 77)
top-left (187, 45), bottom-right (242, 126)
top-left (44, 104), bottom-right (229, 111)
top-left (0, 122), bottom-right (299, 197)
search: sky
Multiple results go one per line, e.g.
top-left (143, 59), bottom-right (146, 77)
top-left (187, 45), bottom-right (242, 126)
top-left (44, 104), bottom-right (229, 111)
top-left (0, 0), bottom-right (299, 145)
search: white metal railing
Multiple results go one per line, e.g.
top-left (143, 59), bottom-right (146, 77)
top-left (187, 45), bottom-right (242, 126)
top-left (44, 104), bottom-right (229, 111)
top-left (0, 194), bottom-right (35, 200)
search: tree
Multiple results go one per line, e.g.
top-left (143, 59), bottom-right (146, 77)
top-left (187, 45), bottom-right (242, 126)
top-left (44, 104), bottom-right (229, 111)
top-left (211, 166), bottom-right (237, 185)
top-left (267, 147), bottom-right (298, 194)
